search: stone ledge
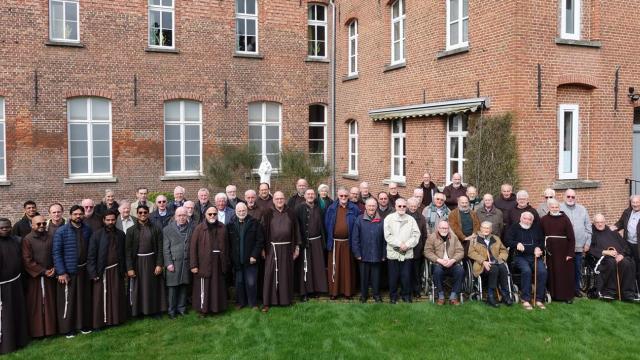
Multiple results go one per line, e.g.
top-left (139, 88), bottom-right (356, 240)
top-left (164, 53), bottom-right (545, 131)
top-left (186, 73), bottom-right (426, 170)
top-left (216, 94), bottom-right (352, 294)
top-left (436, 46), bottom-right (470, 59)
top-left (0, 180), bottom-right (11, 186)
top-left (342, 74), bottom-right (359, 82)
top-left (551, 179), bottom-right (601, 190)
top-left (382, 178), bottom-right (406, 187)
top-left (145, 47), bottom-right (180, 54)
top-left (233, 52), bottom-right (264, 59)
top-left (160, 174), bottom-right (204, 181)
top-left (341, 173), bottom-right (359, 180)
top-left (305, 57), bottom-right (330, 63)
top-left (45, 40), bottom-right (84, 48)
top-left (63, 177), bottom-right (118, 184)
top-left (555, 38), bottom-right (602, 48)
top-left (383, 62), bottom-right (406, 73)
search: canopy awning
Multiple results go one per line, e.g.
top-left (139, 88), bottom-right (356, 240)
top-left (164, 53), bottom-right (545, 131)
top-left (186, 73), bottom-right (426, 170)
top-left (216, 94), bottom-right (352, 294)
top-left (369, 97), bottom-right (490, 121)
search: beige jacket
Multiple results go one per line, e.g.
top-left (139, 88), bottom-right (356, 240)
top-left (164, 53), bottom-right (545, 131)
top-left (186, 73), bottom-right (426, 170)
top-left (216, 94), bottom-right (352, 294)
top-left (424, 231), bottom-right (464, 263)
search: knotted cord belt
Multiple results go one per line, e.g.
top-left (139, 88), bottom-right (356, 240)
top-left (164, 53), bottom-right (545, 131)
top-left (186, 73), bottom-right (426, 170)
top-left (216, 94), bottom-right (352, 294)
top-left (271, 242), bottom-right (291, 290)
top-left (103, 263), bottom-right (118, 323)
top-left (332, 238), bottom-right (348, 283)
top-left (0, 273), bottom-right (21, 343)
top-left (304, 236), bottom-right (321, 283)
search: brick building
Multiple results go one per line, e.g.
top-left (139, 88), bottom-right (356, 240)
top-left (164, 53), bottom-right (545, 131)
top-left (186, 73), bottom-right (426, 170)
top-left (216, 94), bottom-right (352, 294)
top-left (0, 0), bottom-right (330, 219)
top-left (333, 0), bottom-right (640, 221)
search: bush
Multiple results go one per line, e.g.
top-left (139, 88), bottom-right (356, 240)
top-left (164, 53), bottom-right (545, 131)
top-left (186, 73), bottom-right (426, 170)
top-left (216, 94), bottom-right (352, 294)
top-left (464, 113), bottom-right (519, 197)
top-left (274, 148), bottom-right (331, 195)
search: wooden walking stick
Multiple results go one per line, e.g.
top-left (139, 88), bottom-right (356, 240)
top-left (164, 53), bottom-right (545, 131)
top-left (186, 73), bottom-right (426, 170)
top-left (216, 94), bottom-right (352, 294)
top-left (608, 247), bottom-right (622, 301)
top-left (533, 253), bottom-right (537, 308)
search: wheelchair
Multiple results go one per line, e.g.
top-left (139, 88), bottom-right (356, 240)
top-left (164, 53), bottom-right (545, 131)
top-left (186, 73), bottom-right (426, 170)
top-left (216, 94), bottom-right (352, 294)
top-left (582, 252), bottom-right (640, 301)
top-left (467, 261), bottom-right (520, 304)
top-left (422, 258), bottom-right (473, 304)
top-left (507, 247), bottom-right (553, 304)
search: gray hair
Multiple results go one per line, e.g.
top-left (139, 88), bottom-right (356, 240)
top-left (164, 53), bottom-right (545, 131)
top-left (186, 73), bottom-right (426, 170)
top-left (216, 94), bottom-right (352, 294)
top-left (214, 192), bottom-right (227, 202)
top-left (516, 190), bottom-right (529, 199)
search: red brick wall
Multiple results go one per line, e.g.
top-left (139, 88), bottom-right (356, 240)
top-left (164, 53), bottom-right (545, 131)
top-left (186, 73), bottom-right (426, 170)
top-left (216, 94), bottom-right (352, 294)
top-left (0, 0), bottom-right (328, 220)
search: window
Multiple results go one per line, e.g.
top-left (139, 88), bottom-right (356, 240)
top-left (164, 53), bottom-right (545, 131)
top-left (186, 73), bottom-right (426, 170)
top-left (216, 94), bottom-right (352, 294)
top-left (558, 104), bottom-right (579, 179)
top-left (391, 0), bottom-right (405, 64)
top-left (561, 0), bottom-right (581, 40)
top-left (446, 113), bottom-right (468, 183)
top-left (348, 20), bottom-right (358, 75)
top-left (164, 100), bottom-right (202, 175)
top-left (0, 98), bottom-right (5, 180)
top-left (236, 0), bottom-right (258, 53)
top-left (149, 0), bottom-right (174, 48)
top-left (391, 119), bottom-right (406, 181)
top-left (308, 4), bottom-right (327, 58)
top-left (348, 121), bottom-right (358, 175)
top-left (447, 0), bottom-right (468, 50)
top-left (249, 102), bottom-right (281, 169)
top-left (49, 0), bottom-right (79, 42)
top-left (67, 97), bottom-right (112, 177)
top-left (309, 104), bottom-right (327, 167)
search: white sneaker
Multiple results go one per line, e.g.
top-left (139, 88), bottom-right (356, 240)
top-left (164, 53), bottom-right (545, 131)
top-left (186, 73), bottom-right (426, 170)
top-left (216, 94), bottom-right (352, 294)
top-left (65, 333), bottom-right (76, 339)
top-left (80, 330), bottom-right (92, 335)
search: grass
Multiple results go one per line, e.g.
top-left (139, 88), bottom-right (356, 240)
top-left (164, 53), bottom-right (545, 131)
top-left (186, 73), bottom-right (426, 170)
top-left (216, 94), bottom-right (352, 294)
top-left (7, 298), bottom-right (640, 359)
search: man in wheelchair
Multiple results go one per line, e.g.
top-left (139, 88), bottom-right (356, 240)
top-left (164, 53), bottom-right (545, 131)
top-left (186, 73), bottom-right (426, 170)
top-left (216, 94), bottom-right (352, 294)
top-left (590, 214), bottom-right (638, 301)
top-left (468, 221), bottom-right (512, 307)
top-left (424, 220), bottom-right (464, 305)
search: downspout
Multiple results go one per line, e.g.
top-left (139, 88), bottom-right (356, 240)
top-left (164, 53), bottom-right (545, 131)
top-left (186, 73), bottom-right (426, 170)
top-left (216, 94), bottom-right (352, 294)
top-left (329, 0), bottom-right (337, 198)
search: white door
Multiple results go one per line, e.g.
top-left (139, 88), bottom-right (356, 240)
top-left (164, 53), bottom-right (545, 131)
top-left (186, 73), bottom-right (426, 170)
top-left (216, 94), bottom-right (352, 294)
top-left (633, 107), bottom-right (640, 194)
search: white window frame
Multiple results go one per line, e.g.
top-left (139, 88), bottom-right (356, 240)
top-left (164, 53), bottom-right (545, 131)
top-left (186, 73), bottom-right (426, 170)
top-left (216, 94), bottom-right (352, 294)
top-left (390, 0), bottom-right (406, 65)
top-left (49, 0), bottom-right (80, 43)
top-left (560, 0), bottom-right (581, 40)
top-left (446, 0), bottom-right (469, 50)
top-left (446, 113), bottom-right (468, 184)
top-left (0, 98), bottom-right (5, 181)
top-left (67, 97), bottom-right (113, 178)
top-left (249, 102), bottom-right (282, 170)
top-left (309, 104), bottom-right (327, 167)
top-left (236, 0), bottom-right (259, 54)
top-left (148, 0), bottom-right (175, 49)
top-left (348, 121), bottom-right (358, 175)
top-left (308, 4), bottom-right (327, 59)
top-left (390, 119), bottom-right (406, 182)
top-left (348, 20), bottom-right (358, 76)
top-left (558, 104), bottom-right (579, 180)
top-left (164, 100), bottom-right (203, 176)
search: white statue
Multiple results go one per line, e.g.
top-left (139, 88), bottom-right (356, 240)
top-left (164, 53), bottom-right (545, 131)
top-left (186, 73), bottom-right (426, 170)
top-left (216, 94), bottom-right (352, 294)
top-left (258, 155), bottom-right (272, 185)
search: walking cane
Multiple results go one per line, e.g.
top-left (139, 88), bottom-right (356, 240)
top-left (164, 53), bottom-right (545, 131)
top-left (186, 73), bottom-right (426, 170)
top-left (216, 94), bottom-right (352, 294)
top-left (608, 247), bottom-right (622, 301)
top-left (533, 254), bottom-right (537, 308)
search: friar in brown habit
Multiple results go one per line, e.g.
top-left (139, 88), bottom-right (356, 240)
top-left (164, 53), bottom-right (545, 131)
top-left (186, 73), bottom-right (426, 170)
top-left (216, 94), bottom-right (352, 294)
top-left (21, 215), bottom-right (57, 337)
top-left (540, 200), bottom-right (576, 303)
top-left (190, 206), bottom-right (229, 315)
top-left (88, 210), bottom-right (127, 329)
top-left (0, 218), bottom-right (30, 354)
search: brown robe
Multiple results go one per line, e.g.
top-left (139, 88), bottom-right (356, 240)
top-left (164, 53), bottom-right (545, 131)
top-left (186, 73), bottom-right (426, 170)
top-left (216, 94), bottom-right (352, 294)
top-left (22, 230), bottom-right (57, 337)
top-left (256, 195), bottom-right (274, 211)
top-left (263, 206), bottom-right (301, 306)
top-left (0, 235), bottom-right (30, 354)
top-left (129, 224), bottom-right (167, 316)
top-left (541, 212), bottom-right (576, 301)
top-left (296, 203), bottom-right (328, 295)
top-left (328, 205), bottom-right (356, 297)
top-left (190, 222), bottom-right (229, 314)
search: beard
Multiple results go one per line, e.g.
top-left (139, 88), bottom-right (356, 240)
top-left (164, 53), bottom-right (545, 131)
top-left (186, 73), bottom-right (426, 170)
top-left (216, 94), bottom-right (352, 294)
top-left (519, 222), bottom-right (531, 230)
top-left (207, 218), bottom-right (217, 224)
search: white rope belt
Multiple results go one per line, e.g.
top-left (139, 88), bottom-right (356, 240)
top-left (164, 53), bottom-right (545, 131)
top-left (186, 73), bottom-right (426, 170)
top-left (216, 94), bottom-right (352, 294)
top-left (200, 278), bottom-right (205, 310)
top-left (40, 276), bottom-right (46, 311)
top-left (137, 252), bottom-right (154, 257)
top-left (78, 262), bottom-right (87, 267)
top-left (594, 256), bottom-right (606, 275)
top-left (304, 236), bottom-right (321, 283)
top-left (212, 250), bottom-right (221, 253)
top-left (129, 278), bottom-right (134, 306)
top-left (0, 273), bottom-right (21, 343)
top-left (271, 242), bottom-right (291, 290)
top-left (332, 238), bottom-right (348, 283)
top-left (103, 263), bottom-right (118, 323)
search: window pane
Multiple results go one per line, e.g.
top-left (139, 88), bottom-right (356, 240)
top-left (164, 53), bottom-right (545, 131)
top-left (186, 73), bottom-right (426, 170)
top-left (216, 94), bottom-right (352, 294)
top-left (236, 0), bottom-right (245, 14)
top-left (450, 23), bottom-right (458, 45)
top-left (161, 0), bottom-right (173, 6)
top-left (184, 102), bottom-right (200, 122)
top-left (149, 10), bottom-right (161, 29)
top-left (566, 0), bottom-right (575, 34)
top-left (69, 124), bottom-right (87, 140)
top-left (450, 137), bottom-right (459, 158)
top-left (463, 0), bottom-right (469, 17)
top-left (309, 140), bottom-right (323, 153)
top-left (266, 126), bottom-right (279, 140)
top-left (266, 103), bottom-right (280, 122)
top-left (563, 112), bottom-right (573, 151)
top-left (450, 161), bottom-right (459, 176)
top-left (162, 29), bottom-right (172, 46)
top-left (92, 124), bottom-right (110, 141)
top-left (92, 140), bottom-right (109, 156)
top-left (52, 1), bottom-right (64, 21)
top-left (450, 0), bottom-right (459, 21)
top-left (267, 154), bottom-right (279, 167)
top-left (165, 140), bottom-right (180, 156)
top-left (249, 103), bottom-right (262, 122)
top-left (52, 20), bottom-right (64, 39)
top-left (65, 3), bottom-right (77, 21)
top-left (317, 26), bottom-right (325, 42)
top-left (247, 0), bottom-right (256, 15)
top-left (463, 19), bottom-right (468, 42)
top-left (248, 140), bottom-right (261, 153)
top-left (247, 20), bottom-right (256, 36)
top-left (316, 6), bottom-right (325, 21)
top-left (165, 101), bottom-right (180, 121)
top-left (237, 19), bottom-right (246, 35)
top-left (185, 156), bottom-right (200, 171)
top-left (309, 126), bottom-right (324, 140)
top-left (70, 140), bottom-right (87, 157)
top-left (69, 99), bottom-right (87, 120)
top-left (185, 125), bottom-right (200, 140)
top-left (165, 125), bottom-right (180, 140)
top-left (310, 154), bottom-right (324, 167)
top-left (166, 156), bottom-right (180, 172)
top-left (91, 99), bottom-right (110, 120)
top-left (162, 11), bottom-right (173, 29)
top-left (71, 158), bottom-right (88, 174)
top-left (393, 22), bottom-right (400, 42)
top-left (309, 105), bottom-right (325, 123)
top-left (185, 140), bottom-right (199, 155)
top-left (247, 36), bottom-right (256, 52)
top-left (393, 158), bottom-right (401, 176)
top-left (150, 28), bottom-right (160, 46)
top-left (349, 122), bottom-right (356, 134)
top-left (317, 41), bottom-right (325, 57)
top-left (66, 21), bottom-right (78, 40)
top-left (308, 5), bottom-right (314, 21)
top-left (393, 138), bottom-right (400, 155)
top-left (249, 126), bottom-right (261, 140)
top-left (93, 157), bottom-right (110, 173)
top-left (266, 140), bottom-right (279, 153)
top-left (392, 1), bottom-right (399, 18)
top-left (150, 0), bottom-right (162, 6)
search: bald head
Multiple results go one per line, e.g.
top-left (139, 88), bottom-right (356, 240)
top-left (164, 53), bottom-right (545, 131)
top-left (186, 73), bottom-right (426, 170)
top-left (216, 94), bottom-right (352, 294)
top-left (31, 215), bottom-right (46, 233)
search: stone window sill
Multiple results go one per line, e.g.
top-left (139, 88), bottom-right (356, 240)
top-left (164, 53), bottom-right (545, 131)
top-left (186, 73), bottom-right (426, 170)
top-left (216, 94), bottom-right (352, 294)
top-left (436, 46), bottom-right (470, 59)
top-left (383, 62), bottom-right (406, 73)
top-left (160, 174), bottom-right (204, 181)
top-left (341, 173), bottom-right (359, 180)
top-left (382, 178), bottom-right (406, 187)
top-left (233, 52), bottom-right (264, 59)
top-left (45, 40), bottom-right (84, 48)
top-left (145, 47), bottom-right (180, 54)
top-left (555, 38), bottom-right (602, 48)
top-left (305, 57), bottom-right (330, 63)
top-left (0, 180), bottom-right (11, 186)
top-left (551, 179), bottom-right (601, 190)
top-left (342, 74), bottom-right (359, 82)
top-left (64, 177), bottom-right (118, 184)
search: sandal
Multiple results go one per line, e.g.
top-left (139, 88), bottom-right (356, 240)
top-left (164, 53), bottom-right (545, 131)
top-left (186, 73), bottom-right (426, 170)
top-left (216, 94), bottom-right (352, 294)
top-left (522, 301), bottom-right (533, 310)
top-left (535, 301), bottom-right (546, 310)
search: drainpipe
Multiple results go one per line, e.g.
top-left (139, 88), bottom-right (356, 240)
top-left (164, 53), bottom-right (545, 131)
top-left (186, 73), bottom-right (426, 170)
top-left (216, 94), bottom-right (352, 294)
top-left (329, 0), bottom-right (337, 198)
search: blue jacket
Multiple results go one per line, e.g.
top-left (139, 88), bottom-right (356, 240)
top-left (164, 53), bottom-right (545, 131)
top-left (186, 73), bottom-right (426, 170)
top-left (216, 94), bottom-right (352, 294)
top-left (351, 213), bottom-right (386, 262)
top-left (53, 222), bottom-right (92, 275)
top-left (324, 201), bottom-right (360, 251)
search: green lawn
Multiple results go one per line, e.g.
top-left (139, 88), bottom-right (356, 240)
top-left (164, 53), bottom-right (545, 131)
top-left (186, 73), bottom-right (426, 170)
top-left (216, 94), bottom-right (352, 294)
top-left (7, 298), bottom-right (640, 359)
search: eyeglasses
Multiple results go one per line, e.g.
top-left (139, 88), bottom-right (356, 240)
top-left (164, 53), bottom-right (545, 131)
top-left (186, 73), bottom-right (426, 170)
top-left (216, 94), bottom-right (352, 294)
top-left (338, 195), bottom-right (348, 198)
top-left (157, 200), bottom-right (167, 203)
top-left (397, 205), bottom-right (406, 208)
top-left (36, 222), bottom-right (47, 226)
top-left (435, 198), bottom-right (445, 201)
top-left (206, 212), bottom-right (218, 216)
top-left (137, 211), bottom-right (149, 215)
top-left (84, 205), bottom-right (94, 209)
top-left (545, 196), bottom-right (554, 199)
top-left (566, 195), bottom-right (576, 199)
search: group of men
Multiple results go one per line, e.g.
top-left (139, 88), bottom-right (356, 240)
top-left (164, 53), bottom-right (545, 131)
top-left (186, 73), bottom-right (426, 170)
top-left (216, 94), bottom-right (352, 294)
top-left (1, 174), bottom-right (639, 355)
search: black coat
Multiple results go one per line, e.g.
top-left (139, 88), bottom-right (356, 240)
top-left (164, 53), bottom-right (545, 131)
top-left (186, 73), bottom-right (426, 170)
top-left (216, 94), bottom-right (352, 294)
top-left (227, 216), bottom-right (264, 271)
top-left (87, 227), bottom-right (126, 278)
top-left (615, 206), bottom-right (640, 243)
top-left (125, 222), bottom-right (164, 271)
top-left (505, 222), bottom-right (545, 257)
top-left (294, 202), bottom-right (326, 249)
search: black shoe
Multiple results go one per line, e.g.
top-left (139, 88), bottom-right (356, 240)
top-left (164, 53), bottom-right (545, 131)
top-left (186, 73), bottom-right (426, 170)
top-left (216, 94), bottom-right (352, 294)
top-left (374, 297), bottom-right (383, 303)
top-left (574, 291), bottom-right (584, 298)
top-left (502, 293), bottom-right (513, 306)
top-left (487, 296), bottom-right (499, 308)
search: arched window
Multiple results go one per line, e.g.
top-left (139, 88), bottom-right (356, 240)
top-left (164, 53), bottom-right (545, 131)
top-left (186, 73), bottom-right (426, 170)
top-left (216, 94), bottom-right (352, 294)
top-left (348, 120), bottom-right (358, 175)
top-left (249, 102), bottom-right (281, 169)
top-left (348, 20), bottom-right (358, 76)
